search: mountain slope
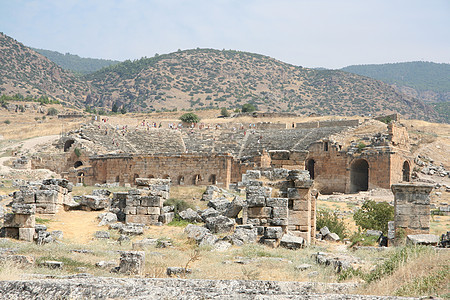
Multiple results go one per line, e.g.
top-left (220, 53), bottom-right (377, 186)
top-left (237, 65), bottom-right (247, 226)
top-left (341, 62), bottom-right (450, 103)
top-left (86, 49), bottom-right (438, 121)
top-left (32, 48), bottom-right (120, 75)
top-left (0, 32), bottom-right (90, 106)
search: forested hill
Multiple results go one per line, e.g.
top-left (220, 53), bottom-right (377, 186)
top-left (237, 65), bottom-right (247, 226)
top-left (341, 62), bottom-right (450, 103)
top-left (32, 48), bottom-right (120, 75)
top-left (85, 49), bottom-right (439, 121)
top-left (0, 32), bottom-right (90, 106)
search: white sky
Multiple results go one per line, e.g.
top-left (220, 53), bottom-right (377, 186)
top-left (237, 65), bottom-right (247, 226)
top-left (1, 0), bottom-right (449, 69)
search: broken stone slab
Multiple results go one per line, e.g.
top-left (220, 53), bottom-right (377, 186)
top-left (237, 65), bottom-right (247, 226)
top-left (156, 239), bottom-right (172, 248)
top-left (406, 234), bottom-right (440, 246)
top-left (312, 252), bottom-right (357, 273)
top-left (120, 223), bottom-right (144, 235)
top-left (229, 227), bottom-right (257, 246)
top-left (207, 197), bottom-right (230, 214)
top-left (223, 196), bottom-right (243, 218)
top-left (366, 230), bottom-right (382, 237)
top-left (166, 267), bottom-right (192, 277)
top-left (95, 261), bottom-right (117, 269)
top-left (78, 195), bottom-right (109, 211)
top-left (161, 206), bottom-right (174, 213)
top-left (265, 227), bottom-right (283, 239)
top-left (179, 208), bottom-right (201, 223)
top-left (118, 251), bottom-right (145, 275)
top-left (201, 208), bottom-right (219, 221)
top-left (280, 234), bottom-right (305, 249)
top-left (184, 224), bottom-right (210, 242)
top-left (40, 260), bottom-right (64, 269)
top-left (109, 223), bottom-right (124, 231)
top-left (94, 231), bottom-right (110, 239)
top-left (18, 228), bottom-right (35, 242)
top-left (0, 254), bottom-right (34, 265)
top-left (11, 203), bottom-right (36, 215)
top-left (91, 189), bottom-right (112, 198)
top-left (205, 216), bottom-right (236, 234)
top-left (201, 185), bottom-right (220, 202)
top-left (324, 233), bottom-right (341, 242)
top-left (51, 231), bottom-right (63, 240)
top-left (214, 240), bottom-right (232, 252)
top-left (199, 234), bottom-right (218, 247)
top-left (294, 264), bottom-right (312, 271)
top-left (36, 231), bottom-right (53, 245)
top-left (319, 226), bottom-right (330, 237)
top-left (98, 212), bottom-right (118, 226)
top-left (159, 212), bottom-right (175, 224)
top-left (117, 234), bottom-right (130, 244)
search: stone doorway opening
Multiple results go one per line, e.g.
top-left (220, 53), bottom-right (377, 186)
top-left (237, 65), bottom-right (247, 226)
top-left (64, 139), bottom-right (75, 152)
top-left (306, 159), bottom-right (315, 179)
top-left (74, 161), bottom-right (83, 168)
top-left (77, 172), bottom-right (84, 184)
top-left (402, 161), bottom-right (410, 182)
top-left (350, 159), bottom-right (369, 193)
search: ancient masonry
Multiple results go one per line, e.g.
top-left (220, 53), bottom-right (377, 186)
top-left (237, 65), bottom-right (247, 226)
top-left (242, 169), bottom-right (316, 246)
top-left (111, 178), bottom-right (171, 225)
top-left (2, 203), bottom-right (35, 242)
top-left (391, 183), bottom-right (433, 240)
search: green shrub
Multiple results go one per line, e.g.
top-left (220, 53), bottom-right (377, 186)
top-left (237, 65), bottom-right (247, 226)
top-left (353, 200), bottom-right (394, 234)
top-left (47, 107), bottom-right (58, 116)
top-left (241, 103), bottom-right (256, 113)
top-left (357, 142), bottom-right (366, 152)
top-left (180, 112), bottom-right (200, 123)
top-left (163, 198), bottom-right (193, 216)
top-left (349, 230), bottom-right (379, 247)
top-left (220, 107), bottom-right (230, 117)
top-left (74, 148), bottom-right (82, 157)
top-left (316, 209), bottom-right (348, 239)
top-left (4, 120), bottom-right (10, 124)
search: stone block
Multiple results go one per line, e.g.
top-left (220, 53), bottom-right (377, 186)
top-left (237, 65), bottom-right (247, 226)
top-left (266, 198), bottom-right (288, 208)
top-left (159, 212), bottom-right (174, 224)
top-left (288, 211), bottom-right (310, 226)
top-left (246, 195), bottom-right (266, 207)
top-left (293, 200), bottom-right (310, 211)
top-left (262, 238), bottom-right (278, 248)
top-left (140, 196), bottom-right (162, 207)
top-left (125, 207), bottom-right (137, 215)
top-left (272, 207), bottom-right (288, 219)
top-left (265, 227), bottom-right (283, 239)
top-left (15, 214), bottom-right (36, 228)
top-left (137, 207), bottom-right (148, 215)
top-left (147, 207), bottom-right (160, 215)
top-left (280, 234), bottom-right (305, 249)
top-left (35, 190), bottom-right (58, 204)
top-left (36, 203), bottom-right (58, 214)
top-left (125, 196), bottom-right (139, 207)
top-left (270, 218), bottom-right (288, 226)
top-left (22, 190), bottom-right (36, 204)
top-left (247, 207), bottom-right (272, 218)
top-left (125, 214), bottom-right (158, 225)
top-left (12, 203), bottom-right (36, 215)
top-left (287, 188), bottom-right (309, 200)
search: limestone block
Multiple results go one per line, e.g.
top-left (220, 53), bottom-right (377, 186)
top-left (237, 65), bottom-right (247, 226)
top-left (159, 212), bottom-right (174, 224)
top-left (140, 196), bottom-right (162, 207)
top-left (124, 207), bottom-right (137, 215)
top-left (125, 196), bottom-right (139, 207)
top-left (12, 203), bottom-right (36, 215)
top-left (287, 188), bottom-right (309, 200)
top-left (265, 227), bottom-right (283, 239)
top-left (22, 190), bottom-right (36, 204)
top-left (137, 207), bottom-right (148, 215)
top-left (36, 203), bottom-right (58, 214)
top-left (270, 218), bottom-right (288, 226)
top-left (246, 186), bottom-right (272, 197)
top-left (247, 207), bottom-right (272, 218)
top-left (19, 228), bottom-right (35, 242)
top-left (266, 198), bottom-right (288, 208)
top-left (247, 218), bottom-right (261, 226)
top-left (280, 234), bottom-right (305, 249)
top-left (35, 190), bottom-right (58, 204)
top-left (288, 211), bottom-right (310, 226)
top-left (125, 214), bottom-right (158, 225)
top-left (147, 207), bottom-right (160, 215)
top-left (272, 207), bottom-right (288, 219)
top-left (293, 200), bottom-right (310, 211)
top-left (246, 195), bottom-right (266, 207)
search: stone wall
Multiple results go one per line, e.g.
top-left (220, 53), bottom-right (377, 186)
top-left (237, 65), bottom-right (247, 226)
top-left (391, 183), bottom-right (433, 239)
top-left (296, 119), bottom-right (359, 129)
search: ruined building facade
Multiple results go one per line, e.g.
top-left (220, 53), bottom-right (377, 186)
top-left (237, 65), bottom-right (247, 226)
top-left (32, 119), bottom-right (413, 194)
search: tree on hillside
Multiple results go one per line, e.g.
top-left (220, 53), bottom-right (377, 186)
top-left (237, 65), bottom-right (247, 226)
top-left (242, 103), bottom-right (256, 113)
top-left (220, 107), bottom-right (230, 117)
top-left (111, 102), bottom-right (119, 113)
top-left (180, 112), bottom-right (200, 123)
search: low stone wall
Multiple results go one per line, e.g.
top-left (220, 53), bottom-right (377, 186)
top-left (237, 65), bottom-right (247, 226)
top-left (0, 277), bottom-right (375, 299)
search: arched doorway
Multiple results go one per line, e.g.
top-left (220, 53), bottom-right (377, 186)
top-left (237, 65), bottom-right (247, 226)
top-left (192, 174), bottom-right (202, 185)
top-left (209, 174), bottom-right (217, 184)
top-left (350, 159), bottom-right (369, 193)
top-left (402, 161), bottom-right (410, 182)
top-left (77, 172), bottom-right (84, 184)
top-left (64, 139), bottom-right (75, 152)
top-left (74, 161), bottom-right (83, 168)
top-left (177, 175), bottom-right (185, 185)
top-left (306, 159), bottom-right (315, 179)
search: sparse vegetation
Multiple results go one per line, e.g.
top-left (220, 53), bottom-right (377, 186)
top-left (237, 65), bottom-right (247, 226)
top-left (46, 107), bottom-right (58, 116)
top-left (353, 200), bottom-right (394, 234)
top-left (316, 209), bottom-right (348, 239)
top-left (180, 112), bottom-right (200, 123)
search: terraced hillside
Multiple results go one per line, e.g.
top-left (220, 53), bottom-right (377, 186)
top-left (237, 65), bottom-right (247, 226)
top-left (0, 33), bottom-right (90, 106)
top-left (86, 49), bottom-right (439, 121)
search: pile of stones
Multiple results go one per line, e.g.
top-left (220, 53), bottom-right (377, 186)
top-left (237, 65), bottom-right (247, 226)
top-left (316, 226), bottom-right (340, 242)
top-left (415, 155), bottom-right (449, 178)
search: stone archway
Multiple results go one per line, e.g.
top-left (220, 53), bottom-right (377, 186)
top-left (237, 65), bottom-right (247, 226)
top-left (306, 159), bottom-right (315, 179)
top-left (64, 139), bottom-right (75, 152)
top-left (77, 172), bottom-right (84, 184)
top-left (402, 161), bottom-right (410, 182)
top-left (209, 174), bottom-right (217, 185)
top-left (350, 159), bottom-right (369, 193)
top-left (178, 175), bottom-right (185, 185)
top-left (74, 161), bottom-right (83, 168)
top-left (193, 174), bottom-right (202, 185)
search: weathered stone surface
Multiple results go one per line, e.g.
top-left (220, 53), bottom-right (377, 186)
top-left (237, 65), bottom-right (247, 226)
top-left (98, 212), bottom-right (118, 226)
top-left (313, 252), bottom-right (358, 273)
top-left (91, 189), bottom-right (112, 198)
top-left (280, 234), bottom-right (305, 249)
top-left (223, 196), bottom-right (243, 218)
top-left (366, 230), bottom-right (382, 237)
top-left (36, 231), bottom-right (53, 245)
top-left (179, 208), bottom-right (201, 223)
top-left (11, 203), bottom-right (36, 215)
top-left (199, 234), bottom-right (219, 246)
top-left (205, 216), bottom-right (235, 234)
top-left (78, 195), bottom-right (109, 211)
top-left (229, 228), bottom-right (257, 246)
top-left (166, 267), bottom-right (192, 277)
top-left (294, 264), bottom-right (312, 271)
top-left (120, 223), bottom-right (144, 235)
top-left (159, 212), bottom-right (175, 224)
top-left (207, 198), bottom-right (229, 214)
top-left (213, 240), bottom-right (232, 252)
top-left (406, 234), bottom-right (440, 245)
top-left (40, 260), bottom-right (63, 269)
top-left (324, 233), bottom-right (341, 242)
top-left (94, 231), bottom-right (110, 239)
top-left (95, 261), bottom-right (116, 269)
top-left (184, 224), bottom-right (210, 242)
top-left (319, 226), bottom-right (330, 237)
top-left (118, 251), bottom-right (145, 275)
top-left (201, 208), bottom-right (219, 221)
top-left (0, 254), bottom-right (34, 265)
top-left (265, 227), bottom-right (283, 239)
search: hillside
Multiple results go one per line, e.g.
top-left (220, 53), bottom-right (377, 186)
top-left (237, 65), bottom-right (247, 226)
top-left (0, 33), bottom-right (90, 106)
top-left (341, 62), bottom-right (450, 103)
top-left (32, 48), bottom-right (120, 75)
top-left (85, 49), bottom-right (439, 121)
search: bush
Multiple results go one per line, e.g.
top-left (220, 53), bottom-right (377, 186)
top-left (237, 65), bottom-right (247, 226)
top-left (4, 120), bottom-right (11, 124)
top-left (74, 148), bottom-right (82, 157)
top-left (220, 107), bottom-right (230, 117)
top-left (353, 200), bottom-right (394, 234)
top-left (316, 209), bottom-right (348, 239)
top-left (47, 107), bottom-right (58, 116)
top-left (180, 112), bottom-right (200, 123)
top-left (241, 103), bottom-right (256, 113)
top-left (163, 198), bottom-right (193, 216)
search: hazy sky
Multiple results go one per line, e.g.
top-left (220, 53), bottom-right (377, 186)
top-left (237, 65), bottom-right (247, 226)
top-left (1, 0), bottom-right (449, 69)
